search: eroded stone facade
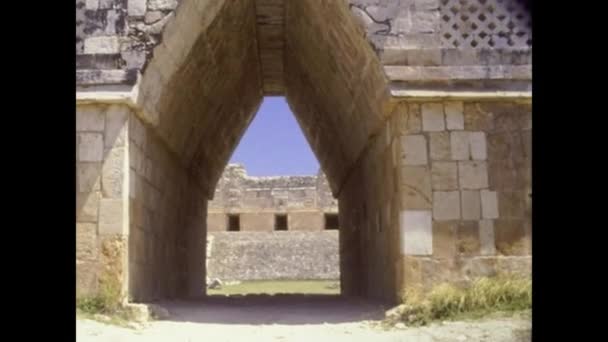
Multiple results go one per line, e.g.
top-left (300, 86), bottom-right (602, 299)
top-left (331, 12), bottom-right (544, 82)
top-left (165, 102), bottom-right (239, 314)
top-left (207, 164), bottom-right (338, 232)
top-left (76, 0), bottom-right (532, 304)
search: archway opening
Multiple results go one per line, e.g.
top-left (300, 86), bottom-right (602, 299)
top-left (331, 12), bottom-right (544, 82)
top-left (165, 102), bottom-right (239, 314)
top-left (127, 0), bottom-right (398, 306)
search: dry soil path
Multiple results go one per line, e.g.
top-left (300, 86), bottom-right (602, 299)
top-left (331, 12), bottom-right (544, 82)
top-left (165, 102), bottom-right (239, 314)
top-left (76, 295), bottom-right (531, 342)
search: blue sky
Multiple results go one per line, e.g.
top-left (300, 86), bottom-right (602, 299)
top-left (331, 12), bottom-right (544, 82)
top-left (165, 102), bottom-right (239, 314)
top-left (229, 97), bottom-right (320, 176)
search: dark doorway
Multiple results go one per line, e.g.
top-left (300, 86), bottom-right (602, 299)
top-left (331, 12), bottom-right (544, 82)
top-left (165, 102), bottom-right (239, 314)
top-left (275, 214), bottom-right (288, 231)
top-left (228, 214), bottom-right (240, 231)
top-left (324, 213), bottom-right (339, 230)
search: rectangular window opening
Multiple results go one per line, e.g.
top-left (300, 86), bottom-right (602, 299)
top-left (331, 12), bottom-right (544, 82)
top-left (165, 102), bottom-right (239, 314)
top-left (227, 214), bottom-right (240, 231)
top-left (275, 214), bottom-right (288, 231)
top-left (324, 213), bottom-right (339, 230)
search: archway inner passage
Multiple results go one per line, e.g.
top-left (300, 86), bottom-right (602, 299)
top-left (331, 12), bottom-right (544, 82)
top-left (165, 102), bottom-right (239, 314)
top-left (129, 0), bottom-right (397, 304)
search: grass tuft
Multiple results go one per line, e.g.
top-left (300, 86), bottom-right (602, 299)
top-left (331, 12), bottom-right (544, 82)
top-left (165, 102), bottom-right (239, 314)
top-left (389, 273), bottom-right (531, 326)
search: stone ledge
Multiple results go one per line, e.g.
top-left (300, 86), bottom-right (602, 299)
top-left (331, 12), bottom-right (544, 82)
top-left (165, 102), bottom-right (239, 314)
top-left (77, 69), bottom-right (139, 86)
top-left (390, 89), bottom-right (532, 102)
top-left (76, 54), bottom-right (123, 69)
top-left (385, 65), bottom-right (532, 81)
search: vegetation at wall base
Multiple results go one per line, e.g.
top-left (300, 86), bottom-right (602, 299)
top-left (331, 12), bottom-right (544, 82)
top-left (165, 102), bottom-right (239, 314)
top-left (386, 273), bottom-right (532, 327)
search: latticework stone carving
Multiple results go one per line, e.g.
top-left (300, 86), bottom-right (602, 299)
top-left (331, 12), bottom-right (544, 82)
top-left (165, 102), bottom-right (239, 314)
top-left (440, 0), bottom-right (531, 49)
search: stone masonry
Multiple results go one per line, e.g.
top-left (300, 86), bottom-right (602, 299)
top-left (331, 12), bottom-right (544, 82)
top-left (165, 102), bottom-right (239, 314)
top-left (207, 164), bottom-right (338, 232)
top-left (76, 0), bottom-right (532, 304)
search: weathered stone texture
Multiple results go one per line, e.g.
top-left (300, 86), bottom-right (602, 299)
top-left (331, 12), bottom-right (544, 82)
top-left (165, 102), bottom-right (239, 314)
top-left (207, 231), bottom-right (339, 281)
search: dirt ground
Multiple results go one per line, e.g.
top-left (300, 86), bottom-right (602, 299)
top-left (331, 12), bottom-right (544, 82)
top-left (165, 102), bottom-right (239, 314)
top-left (76, 295), bottom-right (531, 342)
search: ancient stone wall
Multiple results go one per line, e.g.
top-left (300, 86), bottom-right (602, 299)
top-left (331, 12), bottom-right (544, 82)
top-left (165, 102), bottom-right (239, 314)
top-left (207, 231), bottom-right (339, 281)
top-left (76, 0), bottom-right (532, 304)
top-left (77, 102), bottom-right (208, 302)
top-left (207, 164), bottom-right (338, 231)
top-left (393, 99), bottom-right (531, 291)
top-left (128, 113), bottom-right (207, 302)
top-left (77, 103), bottom-right (130, 299)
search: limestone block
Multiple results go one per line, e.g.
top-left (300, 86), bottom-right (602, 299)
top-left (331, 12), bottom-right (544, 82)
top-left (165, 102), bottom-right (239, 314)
top-left (76, 260), bottom-right (98, 296)
top-left (461, 190), bottom-right (481, 220)
top-left (469, 132), bottom-right (487, 160)
top-left (494, 219), bottom-right (527, 255)
top-left (77, 162), bottom-right (101, 192)
top-left (433, 191), bottom-right (460, 220)
top-left (415, 0), bottom-right (440, 11)
top-left (458, 161), bottom-right (489, 189)
top-left (401, 135), bottom-right (428, 165)
top-left (77, 107), bottom-right (105, 132)
top-left (412, 10), bottom-right (440, 33)
top-left (450, 131), bottom-right (470, 160)
top-left (421, 103), bottom-right (445, 131)
top-left (400, 166), bottom-right (432, 209)
top-left (456, 221), bottom-right (480, 256)
top-left (145, 11), bottom-right (164, 24)
top-left (85, 0), bottom-right (98, 11)
top-left (479, 220), bottom-right (496, 255)
top-left (77, 133), bottom-right (104, 162)
top-left (129, 169), bottom-right (136, 199)
top-left (148, 0), bottom-right (178, 11)
top-left (102, 147), bottom-right (125, 198)
top-left (405, 104), bottom-right (422, 133)
top-left (400, 210), bottom-right (433, 256)
top-left (498, 191), bottom-right (525, 218)
top-left (432, 221), bottom-right (456, 258)
top-left (84, 36), bottom-right (120, 54)
top-left (429, 132), bottom-right (450, 160)
top-left (481, 189), bottom-right (499, 219)
top-left (431, 161), bottom-right (457, 190)
top-left (77, 222), bottom-right (98, 261)
top-left (99, 198), bottom-right (125, 235)
top-left (104, 105), bottom-right (129, 148)
top-left (444, 102), bottom-right (464, 130)
top-left (464, 103), bottom-right (494, 131)
top-left (128, 0), bottom-right (147, 16)
top-left (77, 192), bottom-right (100, 223)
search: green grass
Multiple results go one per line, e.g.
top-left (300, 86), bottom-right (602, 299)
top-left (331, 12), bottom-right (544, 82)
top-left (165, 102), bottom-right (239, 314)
top-left (388, 273), bottom-right (532, 326)
top-left (207, 280), bottom-right (341, 295)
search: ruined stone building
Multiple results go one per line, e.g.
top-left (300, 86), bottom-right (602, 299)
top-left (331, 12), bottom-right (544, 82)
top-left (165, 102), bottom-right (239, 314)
top-left (76, 0), bottom-right (532, 304)
top-left (207, 164), bottom-right (338, 232)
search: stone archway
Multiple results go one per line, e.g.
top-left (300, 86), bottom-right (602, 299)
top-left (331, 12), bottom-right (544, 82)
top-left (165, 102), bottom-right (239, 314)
top-left (76, 0), bottom-right (532, 306)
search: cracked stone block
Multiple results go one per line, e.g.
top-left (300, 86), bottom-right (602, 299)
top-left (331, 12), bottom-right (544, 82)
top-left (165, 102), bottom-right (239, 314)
top-left (422, 103), bottom-right (445, 131)
top-left (481, 189), bottom-right (499, 219)
top-left (469, 132), bottom-right (487, 160)
top-left (430, 132), bottom-right (450, 160)
top-left (84, 36), bottom-right (120, 54)
top-left (450, 131), bottom-right (470, 160)
top-left (461, 190), bottom-right (481, 220)
top-left (400, 166), bottom-right (432, 209)
top-left (400, 210), bottom-right (433, 256)
top-left (433, 191), bottom-right (460, 220)
top-left (401, 135), bottom-right (428, 165)
top-left (445, 102), bottom-right (464, 130)
top-left (458, 161), bottom-right (489, 189)
top-left (78, 133), bottom-right (104, 162)
top-left (431, 161), bottom-right (457, 190)
top-left (479, 220), bottom-right (496, 255)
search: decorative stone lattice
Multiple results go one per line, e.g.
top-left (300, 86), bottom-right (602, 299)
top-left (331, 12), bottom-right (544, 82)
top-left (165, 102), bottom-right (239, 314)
top-left (440, 0), bottom-right (532, 49)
